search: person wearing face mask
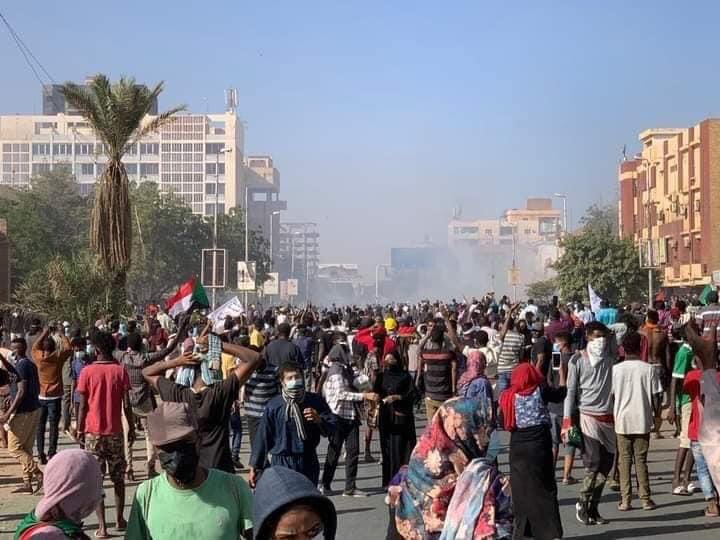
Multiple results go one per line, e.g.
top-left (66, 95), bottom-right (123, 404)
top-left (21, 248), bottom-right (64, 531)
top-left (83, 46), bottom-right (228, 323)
top-left (126, 402), bottom-right (254, 540)
top-left (249, 362), bottom-right (335, 488)
top-left (561, 321), bottom-right (617, 526)
top-left (254, 466), bottom-right (337, 540)
top-left (68, 337), bottom-right (90, 441)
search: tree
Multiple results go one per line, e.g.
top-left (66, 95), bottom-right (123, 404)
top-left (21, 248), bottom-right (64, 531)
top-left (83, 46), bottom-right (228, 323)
top-left (127, 183), bottom-right (210, 306)
top-left (525, 278), bottom-right (558, 306)
top-left (214, 208), bottom-right (271, 290)
top-left (13, 252), bottom-right (127, 327)
top-left (554, 204), bottom-right (648, 304)
top-left (0, 167), bottom-right (90, 287)
top-left (60, 76), bottom-right (184, 284)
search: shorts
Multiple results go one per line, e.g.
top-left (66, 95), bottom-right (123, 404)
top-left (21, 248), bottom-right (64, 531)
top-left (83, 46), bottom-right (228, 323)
top-left (549, 413), bottom-right (575, 456)
top-left (679, 401), bottom-right (692, 449)
top-left (85, 433), bottom-right (126, 484)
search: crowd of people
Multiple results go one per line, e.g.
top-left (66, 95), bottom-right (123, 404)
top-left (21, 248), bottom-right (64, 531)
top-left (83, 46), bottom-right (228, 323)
top-left (0, 291), bottom-right (720, 539)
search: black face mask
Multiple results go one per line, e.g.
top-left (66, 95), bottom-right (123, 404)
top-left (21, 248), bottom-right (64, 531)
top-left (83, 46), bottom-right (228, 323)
top-left (158, 442), bottom-right (199, 485)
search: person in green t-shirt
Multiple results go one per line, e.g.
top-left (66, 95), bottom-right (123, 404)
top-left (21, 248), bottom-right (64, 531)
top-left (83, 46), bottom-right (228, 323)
top-left (126, 402), bottom-right (253, 540)
top-left (667, 329), bottom-right (696, 495)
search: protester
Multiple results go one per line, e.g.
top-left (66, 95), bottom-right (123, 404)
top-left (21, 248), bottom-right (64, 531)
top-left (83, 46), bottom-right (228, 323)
top-left (640, 310), bottom-right (671, 438)
top-left (596, 301), bottom-right (618, 326)
top-left (126, 402), bottom-right (254, 539)
top-left (668, 326), bottom-right (696, 495)
top-left (265, 322), bottom-right (304, 367)
top-left (142, 335), bottom-right (261, 473)
top-left (562, 321), bottom-right (616, 526)
top-left (374, 352), bottom-right (418, 489)
top-left (388, 397), bottom-right (511, 539)
top-left (68, 337), bottom-right (89, 440)
top-left (320, 334), bottom-right (378, 497)
top-left (31, 326), bottom-right (72, 464)
top-left (612, 331), bottom-right (660, 511)
top-left (456, 349), bottom-right (492, 406)
top-left (253, 466), bottom-right (337, 540)
top-left (76, 330), bottom-right (133, 537)
top-left (497, 304), bottom-right (523, 396)
top-left (250, 361), bottom-right (335, 486)
top-left (0, 337), bottom-right (42, 493)
top-left (550, 331), bottom-right (577, 485)
top-left (500, 361), bottom-right (566, 538)
top-left (13, 449), bottom-right (104, 540)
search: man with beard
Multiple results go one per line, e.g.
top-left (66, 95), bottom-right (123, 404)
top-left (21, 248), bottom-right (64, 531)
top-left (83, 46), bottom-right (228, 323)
top-left (249, 362), bottom-right (335, 487)
top-left (126, 402), bottom-right (254, 539)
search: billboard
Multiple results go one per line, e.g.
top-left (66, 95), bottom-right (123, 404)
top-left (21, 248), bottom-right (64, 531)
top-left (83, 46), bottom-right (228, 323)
top-left (287, 278), bottom-right (299, 296)
top-left (201, 249), bottom-right (226, 288)
top-left (263, 272), bottom-right (279, 295)
top-left (237, 261), bottom-right (256, 291)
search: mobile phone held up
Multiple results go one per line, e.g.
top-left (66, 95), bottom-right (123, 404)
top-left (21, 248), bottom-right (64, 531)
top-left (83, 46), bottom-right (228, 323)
top-left (552, 351), bottom-right (562, 371)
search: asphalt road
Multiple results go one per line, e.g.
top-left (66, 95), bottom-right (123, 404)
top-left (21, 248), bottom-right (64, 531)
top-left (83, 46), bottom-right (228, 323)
top-left (2, 418), bottom-right (720, 539)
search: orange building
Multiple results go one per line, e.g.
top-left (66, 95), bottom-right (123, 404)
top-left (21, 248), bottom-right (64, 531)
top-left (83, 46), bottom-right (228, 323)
top-left (618, 119), bottom-right (720, 289)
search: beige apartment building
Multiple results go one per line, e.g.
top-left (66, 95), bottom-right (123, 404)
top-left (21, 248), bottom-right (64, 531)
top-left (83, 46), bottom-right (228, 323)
top-left (618, 118), bottom-right (720, 289)
top-left (0, 84), bottom-right (286, 246)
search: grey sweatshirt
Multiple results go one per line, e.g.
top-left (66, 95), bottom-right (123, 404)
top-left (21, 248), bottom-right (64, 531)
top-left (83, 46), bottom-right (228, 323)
top-left (563, 350), bottom-right (614, 419)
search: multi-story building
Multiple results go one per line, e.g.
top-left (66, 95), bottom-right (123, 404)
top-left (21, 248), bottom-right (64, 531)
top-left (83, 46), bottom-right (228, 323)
top-left (618, 118), bottom-right (720, 290)
top-left (0, 84), bottom-right (286, 236)
top-left (277, 222), bottom-right (319, 299)
top-left (448, 198), bottom-right (561, 248)
top-left (244, 155), bottom-right (286, 261)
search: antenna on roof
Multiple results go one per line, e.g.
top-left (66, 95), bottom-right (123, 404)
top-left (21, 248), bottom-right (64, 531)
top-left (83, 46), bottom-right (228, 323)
top-left (225, 88), bottom-right (237, 114)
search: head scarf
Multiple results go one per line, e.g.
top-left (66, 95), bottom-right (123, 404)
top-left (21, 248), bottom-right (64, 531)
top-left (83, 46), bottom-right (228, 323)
top-left (498, 362), bottom-right (545, 431)
top-left (176, 337), bottom-right (214, 387)
top-left (457, 351), bottom-right (485, 395)
top-left (36, 449), bottom-right (103, 523)
top-left (281, 376), bottom-right (307, 442)
top-left (394, 397), bottom-right (493, 538)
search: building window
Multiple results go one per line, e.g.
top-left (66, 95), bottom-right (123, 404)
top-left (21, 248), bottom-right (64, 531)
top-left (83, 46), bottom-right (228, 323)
top-left (140, 163), bottom-right (159, 175)
top-left (32, 163), bottom-right (52, 174)
top-left (80, 163), bottom-right (94, 175)
top-left (205, 143), bottom-right (225, 155)
top-left (205, 163), bottom-right (225, 175)
top-left (125, 163), bottom-right (138, 175)
top-left (140, 143), bottom-right (159, 155)
top-left (32, 143), bottom-right (50, 155)
top-left (52, 143), bottom-right (72, 155)
top-left (75, 143), bottom-right (95, 155)
top-left (205, 183), bottom-right (215, 195)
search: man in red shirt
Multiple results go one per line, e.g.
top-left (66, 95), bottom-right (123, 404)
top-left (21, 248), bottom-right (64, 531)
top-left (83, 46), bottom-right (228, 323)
top-left (77, 330), bottom-right (134, 537)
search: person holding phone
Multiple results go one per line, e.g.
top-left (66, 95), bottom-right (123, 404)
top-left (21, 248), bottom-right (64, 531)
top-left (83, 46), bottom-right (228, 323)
top-left (550, 331), bottom-right (577, 484)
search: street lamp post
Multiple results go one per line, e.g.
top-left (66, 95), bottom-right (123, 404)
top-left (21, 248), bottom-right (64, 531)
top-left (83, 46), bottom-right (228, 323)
top-left (269, 211), bottom-right (281, 269)
top-left (212, 147), bottom-right (231, 310)
top-left (552, 193), bottom-right (568, 234)
top-left (637, 157), bottom-right (659, 303)
top-left (375, 264), bottom-right (389, 301)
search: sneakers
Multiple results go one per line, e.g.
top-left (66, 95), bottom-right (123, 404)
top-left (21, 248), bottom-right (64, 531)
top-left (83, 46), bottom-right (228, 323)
top-left (575, 502), bottom-right (593, 526)
top-left (687, 482), bottom-right (700, 494)
top-left (617, 501), bottom-right (632, 511)
top-left (641, 499), bottom-right (657, 511)
top-left (589, 505), bottom-right (609, 525)
top-left (343, 488), bottom-right (370, 498)
top-left (318, 485), bottom-right (332, 496)
top-left (704, 500), bottom-right (720, 517)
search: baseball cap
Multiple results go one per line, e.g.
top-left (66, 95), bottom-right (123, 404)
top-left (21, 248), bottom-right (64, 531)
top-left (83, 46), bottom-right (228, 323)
top-left (146, 402), bottom-right (197, 447)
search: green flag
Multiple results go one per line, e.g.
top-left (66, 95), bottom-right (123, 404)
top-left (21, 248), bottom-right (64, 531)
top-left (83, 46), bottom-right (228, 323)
top-left (699, 284), bottom-right (713, 306)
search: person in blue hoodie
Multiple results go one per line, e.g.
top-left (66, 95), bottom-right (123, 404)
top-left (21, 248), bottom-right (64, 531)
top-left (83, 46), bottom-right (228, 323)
top-left (249, 361), bottom-right (335, 487)
top-left (253, 466), bottom-right (337, 540)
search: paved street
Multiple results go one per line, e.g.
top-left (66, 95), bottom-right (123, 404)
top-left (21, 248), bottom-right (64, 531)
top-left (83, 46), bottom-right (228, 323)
top-left (2, 418), bottom-right (720, 539)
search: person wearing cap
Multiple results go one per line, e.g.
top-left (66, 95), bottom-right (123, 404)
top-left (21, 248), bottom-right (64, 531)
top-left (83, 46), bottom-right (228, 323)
top-left (253, 466), bottom-right (337, 540)
top-left (126, 402), bottom-right (254, 540)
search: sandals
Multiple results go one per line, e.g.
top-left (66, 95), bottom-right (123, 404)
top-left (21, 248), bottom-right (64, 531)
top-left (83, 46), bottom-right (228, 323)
top-left (563, 477), bottom-right (578, 486)
top-left (32, 471), bottom-right (43, 494)
top-left (672, 486), bottom-right (690, 496)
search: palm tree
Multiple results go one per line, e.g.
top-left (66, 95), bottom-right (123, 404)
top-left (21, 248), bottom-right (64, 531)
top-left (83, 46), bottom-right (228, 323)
top-left (61, 75), bottom-right (185, 287)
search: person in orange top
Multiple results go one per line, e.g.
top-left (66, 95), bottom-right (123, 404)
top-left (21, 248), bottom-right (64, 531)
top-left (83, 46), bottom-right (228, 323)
top-left (31, 326), bottom-right (72, 464)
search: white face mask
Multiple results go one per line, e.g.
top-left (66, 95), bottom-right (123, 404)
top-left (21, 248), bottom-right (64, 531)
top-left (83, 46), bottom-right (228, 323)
top-left (586, 337), bottom-right (606, 367)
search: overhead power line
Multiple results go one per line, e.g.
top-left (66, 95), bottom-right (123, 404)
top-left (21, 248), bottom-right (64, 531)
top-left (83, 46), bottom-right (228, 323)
top-left (0, 10), bottom-right (56, 85)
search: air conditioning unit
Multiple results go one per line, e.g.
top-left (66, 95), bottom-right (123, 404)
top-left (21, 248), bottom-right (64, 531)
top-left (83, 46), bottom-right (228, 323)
top-left (694, 199), bottom-right (701, 212)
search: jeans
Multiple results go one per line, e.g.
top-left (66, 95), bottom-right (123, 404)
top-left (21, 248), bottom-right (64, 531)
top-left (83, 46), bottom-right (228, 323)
top-left (497, 371), bottom-right (512, 394)
top-left (246, 415), bottom-right (262, 458)
top-left (691, 441), bottom-right (717, 500)
top-left (230, 411), bottom-right (243, 459)
top-left (36, 398), bottom-right (61, 458)
top-left (322, 417), bottom-right (360, 491)
top-left (617, 433), bottom-right (651, 503)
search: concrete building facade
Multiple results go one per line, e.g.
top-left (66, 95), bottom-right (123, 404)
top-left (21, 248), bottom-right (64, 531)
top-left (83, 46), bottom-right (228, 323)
top-left (618, 119), bottom-right (720, 289)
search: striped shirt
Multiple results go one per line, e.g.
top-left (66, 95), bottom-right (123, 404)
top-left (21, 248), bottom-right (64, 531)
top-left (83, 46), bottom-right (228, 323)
top-left (322, 373), bottom-right (364, 421)
top-left (497, 330), bottom-right (524, 373)
top-left (243, 365), bottom-right (279, 418)
top-left (696, 303), bottom-right (720, 343)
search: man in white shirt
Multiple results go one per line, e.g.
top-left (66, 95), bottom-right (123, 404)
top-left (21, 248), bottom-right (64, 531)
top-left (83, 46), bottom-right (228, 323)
top-left (575, 302), bottom-right (594, 325)
top-left (612, 331), bottom-right (661, 511)
top-left (519, 299), bottom-right (539, 321)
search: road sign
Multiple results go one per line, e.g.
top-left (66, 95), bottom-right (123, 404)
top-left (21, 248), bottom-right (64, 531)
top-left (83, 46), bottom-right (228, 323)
top-left (508, 267), bottom-right (520, 286)
top-left (287, 278), bottom-right (299, 297)
top-left (237, 261), bottom-right (256, 291)
top-left (201, 249), bottom-right (226, 288)
top-left (279, 280), bottom-right (289, 300)
top-left (263, 272), bottom-right (279, 295)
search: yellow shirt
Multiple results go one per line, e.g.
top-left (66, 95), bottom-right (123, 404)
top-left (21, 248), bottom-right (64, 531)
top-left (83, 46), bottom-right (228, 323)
top-left (221, 353), bottom-right (236, 380)
top-left (250, 329), bottom-right (265, 349)
top-left (384, 317), bottom-right (398, 332)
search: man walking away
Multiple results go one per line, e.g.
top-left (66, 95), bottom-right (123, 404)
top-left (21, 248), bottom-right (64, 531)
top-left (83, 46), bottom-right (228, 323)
top-left (0, 338), bottom-right (42, 493)
top-left (612, 331), bottom-right (660, 511)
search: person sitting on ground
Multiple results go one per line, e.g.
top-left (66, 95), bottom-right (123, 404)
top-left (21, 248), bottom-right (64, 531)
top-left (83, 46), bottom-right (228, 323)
top-left (14, 449), bottom-right (104, 540)
top-left (253, 466), bottom-right (337, 540)
top-left (249, 361), bottom-right (335, 487)
top-left (126, 402), bottom-right (254, 540)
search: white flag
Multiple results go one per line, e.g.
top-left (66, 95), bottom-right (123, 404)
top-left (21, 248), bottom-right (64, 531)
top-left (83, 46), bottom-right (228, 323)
top-left (208, 296), bottom-right (244, 333)
top-left (588, 284), bottom-right (603, 314)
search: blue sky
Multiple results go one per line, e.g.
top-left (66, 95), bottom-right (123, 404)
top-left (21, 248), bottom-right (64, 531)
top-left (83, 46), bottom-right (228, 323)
top-left (2, 1), bottom-right (720, 270)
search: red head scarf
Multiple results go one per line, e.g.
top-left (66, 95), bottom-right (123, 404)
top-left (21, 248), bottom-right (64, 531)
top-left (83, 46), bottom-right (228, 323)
top-left (498, 362), bottom-right (545, 431)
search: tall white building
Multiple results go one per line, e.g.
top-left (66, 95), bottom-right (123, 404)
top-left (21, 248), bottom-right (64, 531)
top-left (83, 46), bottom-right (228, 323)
top-left (0, 84), bottom-right (287, 254)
